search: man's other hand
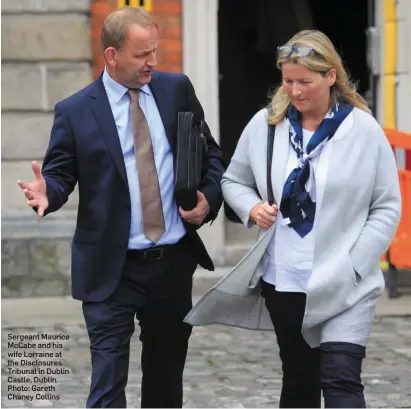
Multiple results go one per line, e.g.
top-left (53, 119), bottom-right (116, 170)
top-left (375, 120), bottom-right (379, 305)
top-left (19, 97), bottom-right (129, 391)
top-left (179, 191), bottom-right (210, 225)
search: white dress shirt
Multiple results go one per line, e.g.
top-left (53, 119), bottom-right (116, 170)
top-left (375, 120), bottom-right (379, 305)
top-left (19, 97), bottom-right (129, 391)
top-left (102, 69), bottom-right (186, 249)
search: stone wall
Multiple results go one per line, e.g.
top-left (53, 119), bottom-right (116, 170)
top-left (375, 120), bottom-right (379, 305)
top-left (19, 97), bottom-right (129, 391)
top-left (1, 0), bottom-right (92, 297)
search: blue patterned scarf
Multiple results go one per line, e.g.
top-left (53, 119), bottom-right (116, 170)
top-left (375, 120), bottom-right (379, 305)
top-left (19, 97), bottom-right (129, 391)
top-left (279, 102), bottom-right (353, 237)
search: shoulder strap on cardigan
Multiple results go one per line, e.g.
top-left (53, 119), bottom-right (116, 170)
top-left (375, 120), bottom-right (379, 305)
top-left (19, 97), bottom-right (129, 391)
top-left (266, 106), bottom-right (275, 206)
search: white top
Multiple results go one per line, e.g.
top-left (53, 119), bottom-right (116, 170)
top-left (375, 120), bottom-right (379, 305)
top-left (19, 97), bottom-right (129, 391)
top-left (262, 128), bottom-right (333, 293)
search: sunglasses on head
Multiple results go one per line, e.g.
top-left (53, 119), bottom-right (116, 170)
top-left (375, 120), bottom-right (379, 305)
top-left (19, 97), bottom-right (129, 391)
top-left (277, 45), bottom-right (315, 58)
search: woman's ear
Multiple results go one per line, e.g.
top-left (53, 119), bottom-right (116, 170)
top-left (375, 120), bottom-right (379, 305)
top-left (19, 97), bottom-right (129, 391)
top-left (327, 68), bottom-right (337, 87)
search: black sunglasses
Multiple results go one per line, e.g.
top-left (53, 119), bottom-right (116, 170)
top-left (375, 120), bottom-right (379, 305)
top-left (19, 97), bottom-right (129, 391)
top-left (277, 45), bottom-right (315, 58)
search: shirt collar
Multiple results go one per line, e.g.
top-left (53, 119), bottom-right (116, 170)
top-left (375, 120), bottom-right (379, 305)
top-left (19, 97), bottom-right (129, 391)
top-left (140, 84), bottom-right (151, 96)
top-left (102, 68), bottom-right (151, 105)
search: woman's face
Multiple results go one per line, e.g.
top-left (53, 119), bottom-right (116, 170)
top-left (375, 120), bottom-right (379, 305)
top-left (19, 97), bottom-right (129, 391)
top-left (281, 62), bottom-right (336, 116)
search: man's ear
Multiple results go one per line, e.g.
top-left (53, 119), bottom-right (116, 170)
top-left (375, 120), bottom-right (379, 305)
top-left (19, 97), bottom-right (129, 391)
top-left (104, 47), bottom-right (118, 67)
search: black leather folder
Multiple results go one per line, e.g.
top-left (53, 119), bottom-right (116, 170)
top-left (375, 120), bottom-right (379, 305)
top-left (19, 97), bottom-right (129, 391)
top-left (174, 111), bottom-right (208, 211)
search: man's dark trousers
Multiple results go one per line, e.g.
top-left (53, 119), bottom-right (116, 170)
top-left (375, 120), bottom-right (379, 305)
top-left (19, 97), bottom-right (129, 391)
top-left (82, 236), bottom-right (197, 408)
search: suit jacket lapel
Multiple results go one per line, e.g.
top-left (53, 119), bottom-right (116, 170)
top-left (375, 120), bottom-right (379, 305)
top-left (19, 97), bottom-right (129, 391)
top-left (149, 71), bottom-right (176, 151)
top-left (89, 76), bottom-right (128, 188)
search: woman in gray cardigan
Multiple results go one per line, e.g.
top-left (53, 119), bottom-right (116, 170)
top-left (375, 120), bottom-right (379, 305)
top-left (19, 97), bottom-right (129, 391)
top-left (185, 30), bottom-right (401, 408)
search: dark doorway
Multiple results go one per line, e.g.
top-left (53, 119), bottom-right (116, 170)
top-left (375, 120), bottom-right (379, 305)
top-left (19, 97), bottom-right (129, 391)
top-left (309, 0), bottom-right (370, 96)
top-left (218, 0), bottom-right (370, 165)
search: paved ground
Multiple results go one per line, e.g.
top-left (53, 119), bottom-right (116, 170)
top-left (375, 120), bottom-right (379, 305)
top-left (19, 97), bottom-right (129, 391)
top-left (2, 270), bottom-right (411, 408)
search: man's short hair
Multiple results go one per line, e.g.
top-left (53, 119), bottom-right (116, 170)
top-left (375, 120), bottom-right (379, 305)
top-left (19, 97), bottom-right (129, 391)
top-left (101, 6), bottom-right (158, 52)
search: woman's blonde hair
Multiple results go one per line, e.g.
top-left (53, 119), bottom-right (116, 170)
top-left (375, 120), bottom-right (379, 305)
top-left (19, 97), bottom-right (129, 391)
top-left (268, 30), bottom-right (370, 125)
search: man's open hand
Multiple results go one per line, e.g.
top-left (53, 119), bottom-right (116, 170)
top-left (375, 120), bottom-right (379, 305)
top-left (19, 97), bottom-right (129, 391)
top-left (17, 161), bottom-right (49, 217)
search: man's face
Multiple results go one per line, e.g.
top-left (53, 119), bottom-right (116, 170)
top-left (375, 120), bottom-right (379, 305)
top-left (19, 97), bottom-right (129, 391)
top-left (107, 24), bottom-right (159, 88)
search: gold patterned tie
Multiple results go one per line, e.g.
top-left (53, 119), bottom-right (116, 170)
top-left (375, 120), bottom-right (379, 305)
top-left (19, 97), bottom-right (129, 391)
top-left (128, 89), bottom-right (165, 243)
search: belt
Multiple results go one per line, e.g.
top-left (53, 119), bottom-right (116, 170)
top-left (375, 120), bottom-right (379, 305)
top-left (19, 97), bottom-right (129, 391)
top-left (126, 236), bottom-right (188, 262)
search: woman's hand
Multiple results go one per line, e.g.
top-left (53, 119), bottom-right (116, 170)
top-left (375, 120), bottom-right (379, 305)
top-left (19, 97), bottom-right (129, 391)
top-left (250, 202), bottom-right (278, 229)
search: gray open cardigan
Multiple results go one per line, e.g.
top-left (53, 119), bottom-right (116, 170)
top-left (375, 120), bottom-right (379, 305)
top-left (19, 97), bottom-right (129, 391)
top-left (185, 107), bottom-right (401, 347)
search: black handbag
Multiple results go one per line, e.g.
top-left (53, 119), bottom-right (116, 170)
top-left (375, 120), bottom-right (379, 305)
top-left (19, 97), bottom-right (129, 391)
top-left (174, 111), bottom-right (208, 211)
top-left (225, 111), bottom-right (276, 223)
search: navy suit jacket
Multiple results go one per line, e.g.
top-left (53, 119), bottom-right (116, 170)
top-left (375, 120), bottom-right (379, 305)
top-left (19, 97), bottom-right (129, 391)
top-left (41, 71), bottom-right (225, 302)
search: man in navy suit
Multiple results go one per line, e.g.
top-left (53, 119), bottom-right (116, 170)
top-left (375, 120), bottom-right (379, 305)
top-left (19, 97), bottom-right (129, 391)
top-left (17, 7), bottom-right (225, 408)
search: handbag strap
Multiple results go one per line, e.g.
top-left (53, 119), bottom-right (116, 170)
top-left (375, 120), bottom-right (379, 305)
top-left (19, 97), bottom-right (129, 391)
top-left (266, 107), bottom-right (276, 206)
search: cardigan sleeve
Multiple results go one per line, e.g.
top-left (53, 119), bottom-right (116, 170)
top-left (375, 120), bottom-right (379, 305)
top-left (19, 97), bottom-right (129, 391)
top-left (221, 110), bottom-right (266, 227)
